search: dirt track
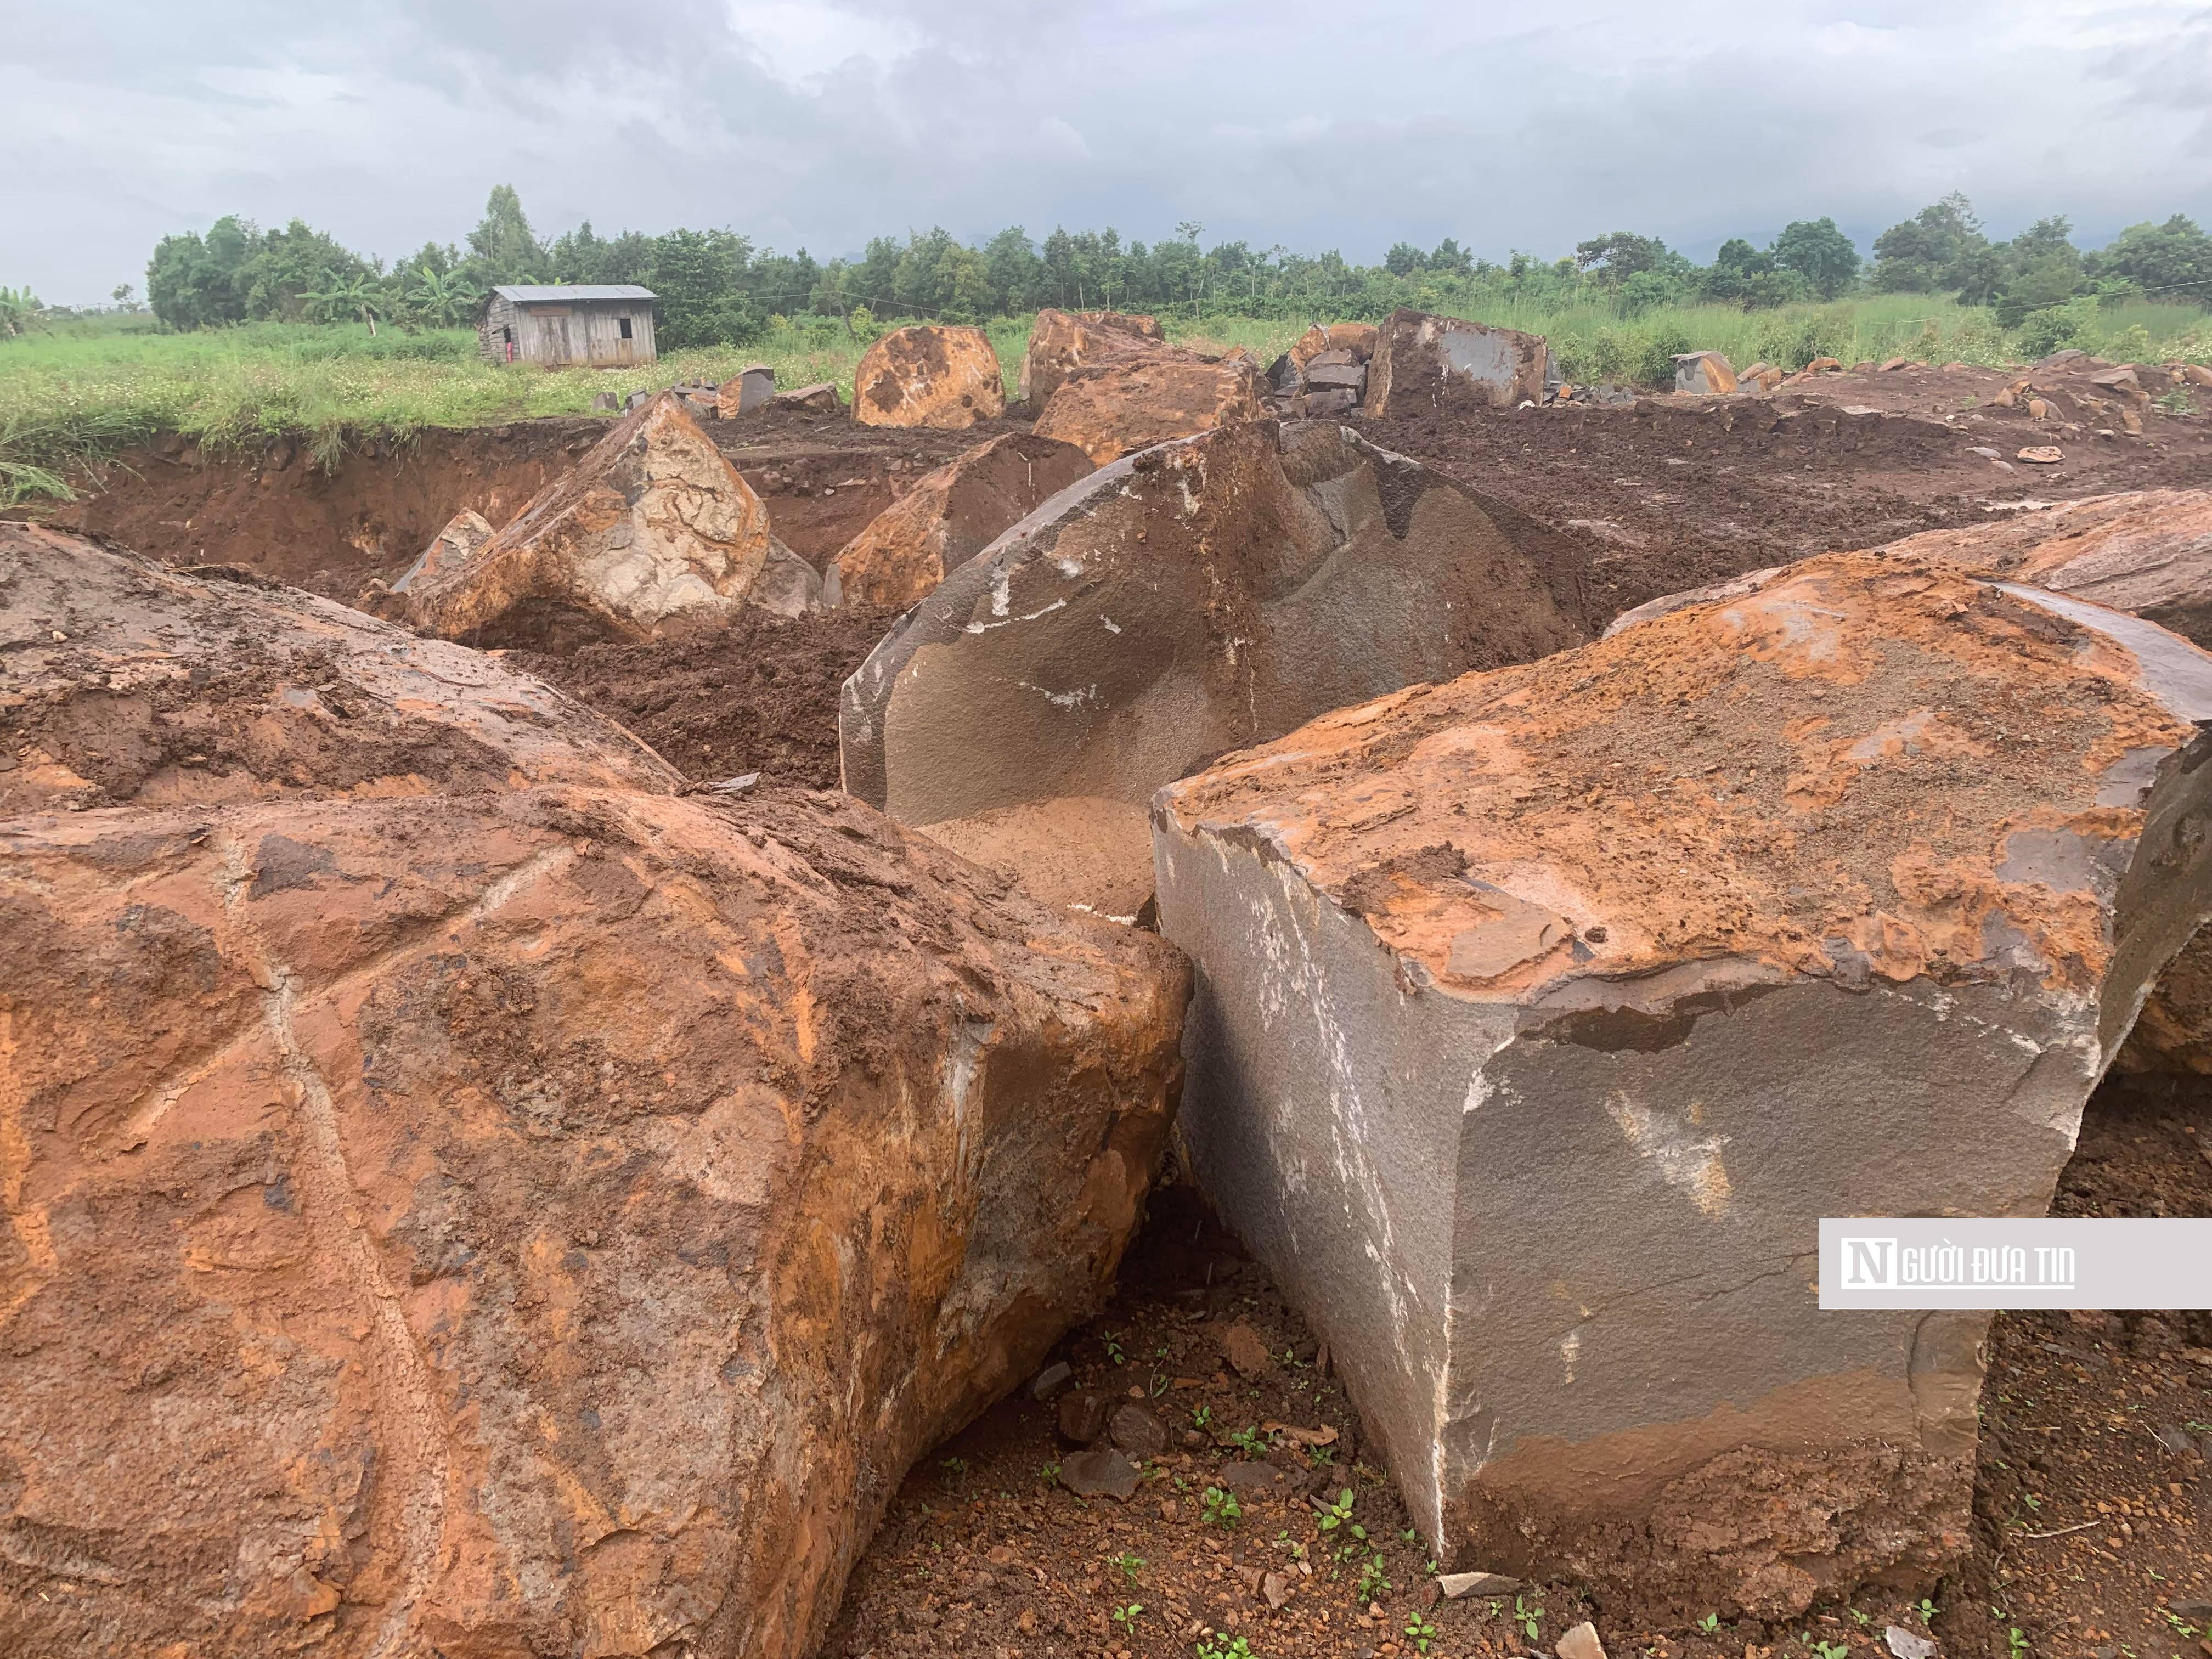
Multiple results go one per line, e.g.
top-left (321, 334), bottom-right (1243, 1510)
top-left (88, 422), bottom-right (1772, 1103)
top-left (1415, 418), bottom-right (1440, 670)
top-left (13, 379), bottom-right (2212, 1658)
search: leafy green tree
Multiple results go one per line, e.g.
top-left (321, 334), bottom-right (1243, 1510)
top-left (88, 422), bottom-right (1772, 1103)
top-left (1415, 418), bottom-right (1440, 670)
top-left (1769, 218), bottom-right (1860, 299)
top-left (146, 216), bottom-right (258, 329)
top-left (0, 286), bottom-right (46, 336)
top-left (1385, 241), bottom-right (1427, 276)
top-left (2098, 215), bottom-right (2212, 298)
top-left (1870, 193), bottom-right (1987, 292)
top-left (468, 184), bottom-right (545, 280)
top-left (647, 227), bottom-right (757, 347)
top-left (403, 263), bottom-right (483, 327)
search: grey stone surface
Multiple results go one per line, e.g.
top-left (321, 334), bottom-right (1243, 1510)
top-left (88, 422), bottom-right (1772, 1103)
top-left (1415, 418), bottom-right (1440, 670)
top-left (1365, 308), bottom-right (1548, 415)
top-left (837, 419), bottom-right (1583, 912)
top-left (1150, 552), bottom-right (2212, 1620)
top-left (1059, 1446), bottom-right (1142, 1500)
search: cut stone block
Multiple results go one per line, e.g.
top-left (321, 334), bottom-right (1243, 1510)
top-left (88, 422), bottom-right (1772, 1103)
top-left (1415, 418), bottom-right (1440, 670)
top-left (1673, 350), bottom-right (1740, 394)
top-left (853, 324), bottom-right (1007, 428)
top-left (1020, 308), bottom-right (1167, 403)
top-left (777, 381), bottom-right (844, 414)
top-left (405, 393), bottom-right (819, 647)
top-left (1365, 309), bottom-right (1549, 415)
top-left (1031, 352), bottom-right (1271, 465)
top-left (828, 432), bottom-right (1094, 609)
top-left (840, 419), bottom-right (1584, 912)
top-left (1153, 551), bottom-right (2212, 1621)
top-left (716, 363), bottom-right (775, 416)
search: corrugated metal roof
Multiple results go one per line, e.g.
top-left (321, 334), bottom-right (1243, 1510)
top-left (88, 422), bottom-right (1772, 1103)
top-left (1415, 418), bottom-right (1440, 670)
top-left (489, 284), bottom-right (656, 304)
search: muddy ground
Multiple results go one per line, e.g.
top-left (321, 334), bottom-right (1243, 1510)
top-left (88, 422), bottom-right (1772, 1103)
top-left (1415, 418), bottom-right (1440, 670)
top-left (14, 371), bottom-right (2212, 1659)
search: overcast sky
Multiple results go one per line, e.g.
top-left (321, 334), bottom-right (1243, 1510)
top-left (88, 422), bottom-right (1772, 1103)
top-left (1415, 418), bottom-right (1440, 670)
top-left (5, 0), bottom-right (2209, 305)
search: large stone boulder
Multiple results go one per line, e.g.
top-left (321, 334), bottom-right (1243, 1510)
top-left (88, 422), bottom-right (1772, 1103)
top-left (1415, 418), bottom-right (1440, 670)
top-left (1, 530), bottom-right (1191, 1657)
top-left (1, 522), bottom-right (678, 814)
top-left (1364, 308), bottom-right (1548, 415)
top-left (1152, 551), bottom-right (2212, 1621)
top-left (405, 394), bottom-right (820, 647)
top-left (852, 324), bottom-right (1007, 429)
top-left (1019, 308), bottom-right (1167, 403)
top-left (827, 432), bottom-right (1095, 610)
top-left (1872, 488), bottom-right (2212, 650)
top-left (839, 419), bottom-right (1585, 911)
top-left (0, 782), bottom-right (1187, 1659)
top-left (1031, 352), bottom-right (1270, 466)
top-left (1673, 351), bottom-right (1740, 395)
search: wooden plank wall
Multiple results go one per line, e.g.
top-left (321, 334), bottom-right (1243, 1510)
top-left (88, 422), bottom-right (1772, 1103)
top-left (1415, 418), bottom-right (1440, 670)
top-left (478, 301), bottom-right (657, 368)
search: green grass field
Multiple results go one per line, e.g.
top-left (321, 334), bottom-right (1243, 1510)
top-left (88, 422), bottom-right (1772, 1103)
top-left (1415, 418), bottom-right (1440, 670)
top-left (5, 296), bottom-right (2208, 505)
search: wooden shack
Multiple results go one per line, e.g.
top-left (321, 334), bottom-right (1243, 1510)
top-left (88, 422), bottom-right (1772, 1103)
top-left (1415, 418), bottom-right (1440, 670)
top-left (479, 285), bottom-right (657, 368)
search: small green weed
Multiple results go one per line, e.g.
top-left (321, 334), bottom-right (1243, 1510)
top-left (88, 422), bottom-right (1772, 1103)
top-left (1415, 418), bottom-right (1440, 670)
top-left (1407, 1611), bottom-right (1440, 1654)
top-left (1112, 1601), bottom-right (1143, 1631)
top-left (1112, 1551), bottom-right (1146, 1585)
top-left (1699, 1614), bottom-right (1722, 1633)
top-left (1201, 1486), bottom-right (1243, 1528)
top-left (1195, 1636), bottom-right (1254, 1659)
top-left (1516, 1595), bottom-right (1545, 1640)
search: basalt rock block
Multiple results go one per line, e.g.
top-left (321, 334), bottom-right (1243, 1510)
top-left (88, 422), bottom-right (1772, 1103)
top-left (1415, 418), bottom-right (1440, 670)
top-left (776, 382), bottom-right (844, 415)
top-left (839, 419), bottom-right (1584, 912)
top-left (0, 522), bottom-right (678, 815)
top-left (1020, 308), bottom-right (1169, 403)
top-left (1031, 352), bottom-right (1269, 466)
top-left (828, 432), bottom-right (1095, 609)
top-left (1870, 489), bottom-right (2212, 651)
top-left (1290, 322), bottom-right (1380, 369)
top-left (0, 782), bottom-right (1188, 1659)
top-left (1364, 309), bottom-right (1549, 415)
top-left (359, 507), bottom-right (494, 621)
top-left (1673, 351), bottom-right (1740, 395)
top-left (718, 364), bottom-right (776, 417)
top-left (853, 324), bottom-right (1006, 429)
top-left (405, 394), bottom-right (818, 647)
top-left (1152, 551), bottom-right (2212, 1622)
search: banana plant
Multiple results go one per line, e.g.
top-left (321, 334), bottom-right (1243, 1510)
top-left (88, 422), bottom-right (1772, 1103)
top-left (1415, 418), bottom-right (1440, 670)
top-left (0, 286), bottom-right (46, 337)
top-left (302, 271), bottom-right (386, 335)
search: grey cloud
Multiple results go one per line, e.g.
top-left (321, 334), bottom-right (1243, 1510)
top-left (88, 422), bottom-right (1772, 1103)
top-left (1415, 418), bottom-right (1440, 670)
top-left (4, 0), bottom-right (2211, 303)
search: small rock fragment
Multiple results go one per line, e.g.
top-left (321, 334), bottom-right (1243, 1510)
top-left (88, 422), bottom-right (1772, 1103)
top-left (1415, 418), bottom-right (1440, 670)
top-left (1058, 1387), bottom-right (1116, 1445)
top-left (1439, 1570), bottom-right (1522, 1599)
top-left (1558, 1621), bottom-right (1609, 1659)
top-left (2017, 445), bottom-right (2063, 464)
top-left (1109, 1403), bottom-right (1170, 1460)
top-left (1262, 1571), bottom-right (1293, 1610)
top-left (1059, 1445), bottom-right (1142, 1500)
top-left (1223, 1321), bottom-right (1274, 1378)
top-left (1886, 1626), bottom-right (1937, 1659)
top-left (1030, 1361), bottom-right (1074, 1400)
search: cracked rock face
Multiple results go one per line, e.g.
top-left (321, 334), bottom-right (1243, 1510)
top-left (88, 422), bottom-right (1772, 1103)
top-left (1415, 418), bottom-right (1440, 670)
top-left (829, 432), bottom-right (1094, 610)
top-left (838, 420), bottom-right (1585, 913)
top-left (405, 394), bottom-right (819, 648)
top-left (1, 535), bottom-right (1190, 1658)
top-left (1152, 552), bottom-right (2212, 1621)
top-left (1031, 350), bottom-right (1271, 466)
top-left (1019, 308), bottom-right (1166, 404)
top-left (852, 324), bottom-right (1007, 430)
top-left (0, 522), bottom-right (679, 814)
top-left (1364, 308), bottom-right (1549, 416)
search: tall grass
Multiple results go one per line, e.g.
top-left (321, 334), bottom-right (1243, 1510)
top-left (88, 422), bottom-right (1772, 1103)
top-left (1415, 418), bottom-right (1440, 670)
top-left (3, 296), bottom-right (2206, 501)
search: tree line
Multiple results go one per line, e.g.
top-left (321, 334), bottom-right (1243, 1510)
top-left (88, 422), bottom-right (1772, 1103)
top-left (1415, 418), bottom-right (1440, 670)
top-left (132, 185), bottom-right (2212, 348)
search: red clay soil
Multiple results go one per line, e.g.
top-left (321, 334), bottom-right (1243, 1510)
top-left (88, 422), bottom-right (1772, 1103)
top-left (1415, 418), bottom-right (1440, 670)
top-left (507, 603), bottom-right (897, 790)
top-left (29, 403), bottom-right (1035, 601)
top-left (819, 1078), bottom-right (2211, 1659)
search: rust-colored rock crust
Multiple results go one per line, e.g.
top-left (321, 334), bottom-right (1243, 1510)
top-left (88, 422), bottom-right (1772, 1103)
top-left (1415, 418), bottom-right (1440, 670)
top-left (1153, 552), bottom-right (2212, 1621)
top-left (828, 432), bottom-right (1095, 609)
top-left (1019, 309), bottom-right (1167, 404)
top-left (1031, 352), bottom-right (1270, 466)
top-left (1, 522), bottom-right (679, 815)
top-left (853, 325), bottom-right (1008, 430)
top-left (405, 394), bottom-right (818, 647)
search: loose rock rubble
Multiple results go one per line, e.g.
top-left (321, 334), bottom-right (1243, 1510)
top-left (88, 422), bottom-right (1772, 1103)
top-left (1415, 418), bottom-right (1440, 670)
top-left (853, 323), bottom-right (1007, 429)
top-left (1153, 550), bottom-right (2212, 1622)
top-left (840, 419), bottom-right (1583, 913)
top-left (0, 528), bottom-right (1190, 1659)
top-left (404, 393), bottom-right (820, 646)
top-left (827, 431), bottom-right (1094, 609)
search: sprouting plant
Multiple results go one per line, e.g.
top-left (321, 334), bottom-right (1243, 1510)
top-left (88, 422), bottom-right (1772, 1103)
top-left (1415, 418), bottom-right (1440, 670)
top-left (1850, 1610), bottom-right (1872, 1628)
top-left (1228, 1424), bottom-right (1268, 1455)
top-left (1316, 1487), bottom-right (1356, 1533)
top-left (1103, 1330), bottom-right (1127, 1365)
top-left (1039, 1460), bottom-right (1061, 1485)
top-left (1112, 1601), bottom-right (1143, 1631)
top-left (1917, 1599), bottom-right (1938, 1627)
top-left (938, 1455), bottom-right (967, 1490)
top-left (1112, 1551), bottom-right (1146, 1585)
top-left (1400, 1527), bottom-right (1419, 1542)
top-left (1311, 1444), bottom-right (1335, 1465)
top-left (2162, 1608), bottom-right (2203, 1640)
top-left (1195, 1636), bottom-right (1254, 1659)
top-left (1201, 1486), bottom-right (1243, 1528)
top-left (1356, 1552), bottom-right (1392, 1602)
top-left (1699, 1614), bottom-right (1722, 1634)
top-left (1192, 1404), bottom-right (1214, 1430)
top-left (2006, 1628), bottom-right (2029, 1659)
top-left (1152, 1372), bottom-right (1172, 1398)
top-left (1814, 1641), bottom-right (1850, 1659)
top-left (1516, 1595), bottom-right (1545, 1640)
top-left (1407, 1610), bottom-right (1440, 1654)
